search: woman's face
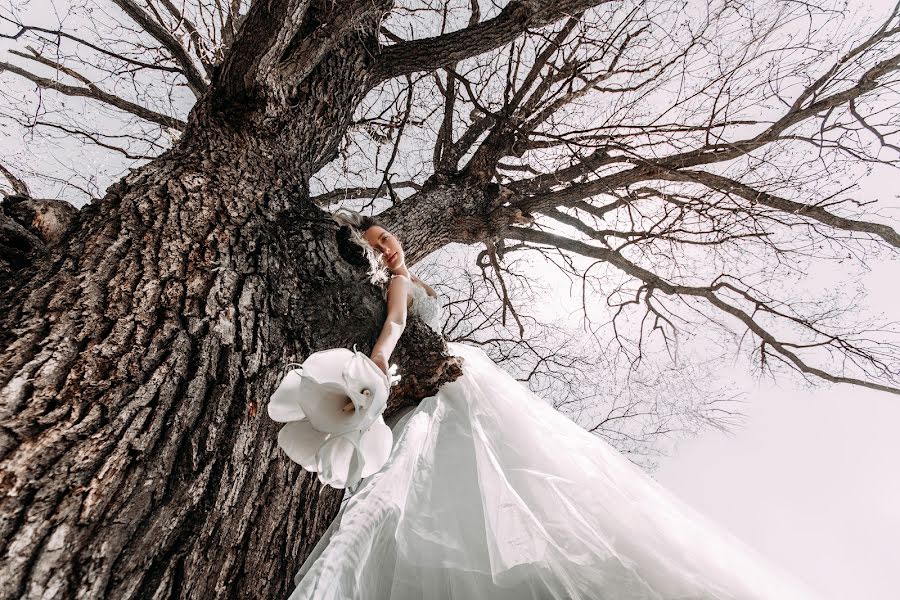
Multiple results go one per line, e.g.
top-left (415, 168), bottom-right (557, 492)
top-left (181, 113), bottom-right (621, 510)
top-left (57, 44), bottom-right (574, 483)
top-left (362, 225), bottom-right (406, 273)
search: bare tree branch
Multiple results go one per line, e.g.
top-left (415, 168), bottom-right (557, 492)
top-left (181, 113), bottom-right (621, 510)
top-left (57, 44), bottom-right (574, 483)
top-left (0, 60), bottom-right (186, 131)
top-left (375, 0), bottom-right (617, 82)
top-left (0, 162), bottom-right (30, 198)
top-left (504, 225), bottom-right (900, 395)
top-left (110, 0), bottom-right (208, 96)
top-left (0, 18), bottom-right (185, 76)
top-left (654, 169), bottom-right (900, 249)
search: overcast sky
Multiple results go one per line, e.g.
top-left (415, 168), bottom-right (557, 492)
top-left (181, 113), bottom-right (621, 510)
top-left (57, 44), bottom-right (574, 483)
top-left (654, 162), bottom-right (900, 599)
top-left (656, 380), bottom-right (900, 599)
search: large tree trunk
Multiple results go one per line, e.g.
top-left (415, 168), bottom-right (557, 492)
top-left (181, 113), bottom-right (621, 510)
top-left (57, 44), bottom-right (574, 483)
top-left (1, 135), bottom-right (348, 600)
top-left (0, 0), bottom-right (598, 594)
top-left (0, 26), bottom-right (452, 599)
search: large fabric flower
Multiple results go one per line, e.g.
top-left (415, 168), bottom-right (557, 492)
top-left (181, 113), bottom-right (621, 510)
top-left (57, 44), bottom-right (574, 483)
top-left (268, 348), bottom-right (393, 489)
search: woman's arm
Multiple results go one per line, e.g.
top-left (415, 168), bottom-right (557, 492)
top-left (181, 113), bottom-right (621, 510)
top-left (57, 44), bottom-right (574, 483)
top-left (343, 276), bottom-right (409, 413)
top-left (370, 274), bottom-right (410, 375)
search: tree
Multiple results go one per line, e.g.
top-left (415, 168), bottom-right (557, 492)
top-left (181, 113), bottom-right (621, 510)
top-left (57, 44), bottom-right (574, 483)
top-left (1, 0), bottom-right (899, 597)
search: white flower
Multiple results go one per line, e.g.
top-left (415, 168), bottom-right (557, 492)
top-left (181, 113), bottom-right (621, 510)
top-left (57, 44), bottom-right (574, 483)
top-left (268, 348), bottom-right (393, 489)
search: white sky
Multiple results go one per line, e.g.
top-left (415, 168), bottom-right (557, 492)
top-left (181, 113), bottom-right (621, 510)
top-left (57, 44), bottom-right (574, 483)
top-left (656, 381), bottom-right (900, 599)
top-left (654, 161), bottom-right (900, 598)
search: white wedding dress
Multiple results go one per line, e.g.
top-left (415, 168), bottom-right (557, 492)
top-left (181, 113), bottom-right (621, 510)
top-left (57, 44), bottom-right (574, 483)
top-left (287, 284), bottom-right (822, 600)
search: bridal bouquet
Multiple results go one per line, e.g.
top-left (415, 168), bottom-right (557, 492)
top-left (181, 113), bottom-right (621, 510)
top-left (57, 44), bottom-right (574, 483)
top-left (267, 348), bottom-right (394, 489)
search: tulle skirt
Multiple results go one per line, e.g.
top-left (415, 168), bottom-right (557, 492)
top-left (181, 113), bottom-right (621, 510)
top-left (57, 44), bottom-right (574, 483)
top-left (288, 342), bottom-right (821, 599)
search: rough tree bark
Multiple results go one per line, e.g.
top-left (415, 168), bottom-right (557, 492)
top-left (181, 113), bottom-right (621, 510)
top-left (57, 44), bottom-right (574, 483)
top-left (0, 0), bottom-right (603, 596)
top-left (0, 63), bottom-right (375, 600)
top-left (0, 15), bottom-right (397, 600)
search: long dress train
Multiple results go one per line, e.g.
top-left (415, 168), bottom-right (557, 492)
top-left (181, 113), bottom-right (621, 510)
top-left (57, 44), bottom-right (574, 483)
top-left (286, 284), bottom-right (822, 600)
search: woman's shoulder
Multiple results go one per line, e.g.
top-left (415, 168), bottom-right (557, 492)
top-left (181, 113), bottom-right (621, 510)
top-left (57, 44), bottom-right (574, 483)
top-left (388, 274), bottom-right (412, 296)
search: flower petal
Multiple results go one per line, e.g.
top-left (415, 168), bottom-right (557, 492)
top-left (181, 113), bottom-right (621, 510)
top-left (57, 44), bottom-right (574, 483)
top-left (316, 431), bottom-right (364, 489)
top-left (358, 416), bottom-right (393, 478)
top-left (297, 378), bottom-right (366, 434)
top-left (268, 369), bottom-right (306, 422)
top-left (277, 420), bottom-right (329, 472)
top-left (342, 352), bottom-right (390, 429)
top-left (302, 348), bottom-right (354, 385)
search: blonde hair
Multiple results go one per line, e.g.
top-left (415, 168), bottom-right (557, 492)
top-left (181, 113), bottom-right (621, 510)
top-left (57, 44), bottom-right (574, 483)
top-left (332, 208), bottom-right (391, 285)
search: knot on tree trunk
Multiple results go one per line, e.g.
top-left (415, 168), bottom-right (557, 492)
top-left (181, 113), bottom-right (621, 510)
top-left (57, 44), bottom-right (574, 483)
top-left (4, 195), bottom-right (78, 245)
top-left (0, 194), bottom-right (77, 284)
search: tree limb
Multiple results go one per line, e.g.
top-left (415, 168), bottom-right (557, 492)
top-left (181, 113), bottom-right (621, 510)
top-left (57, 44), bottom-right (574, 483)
top-left (374, 0), bottom-right (617, 82)
top-left (0, 18), bottom-right (184, 76)
top-left (0, 60), bottom-right (186, 131)
top-left (0, 163), bottom-right (30, 198)
top-left (655, 170), bottom-right (900, 249)
top-left (504, 225), bottom-right (900, 395)
top-left (310, 182), bottom-right (422, 206)
top-left (110, 0), bottom-right (207, 96)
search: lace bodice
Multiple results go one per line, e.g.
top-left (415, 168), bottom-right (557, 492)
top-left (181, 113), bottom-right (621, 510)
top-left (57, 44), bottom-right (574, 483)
top-left (408, 281), bottom-right (444, 334)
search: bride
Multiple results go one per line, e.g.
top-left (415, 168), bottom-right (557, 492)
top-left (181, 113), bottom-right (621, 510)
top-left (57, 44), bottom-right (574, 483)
top-left (284, 209), bottom-right (822, 600)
